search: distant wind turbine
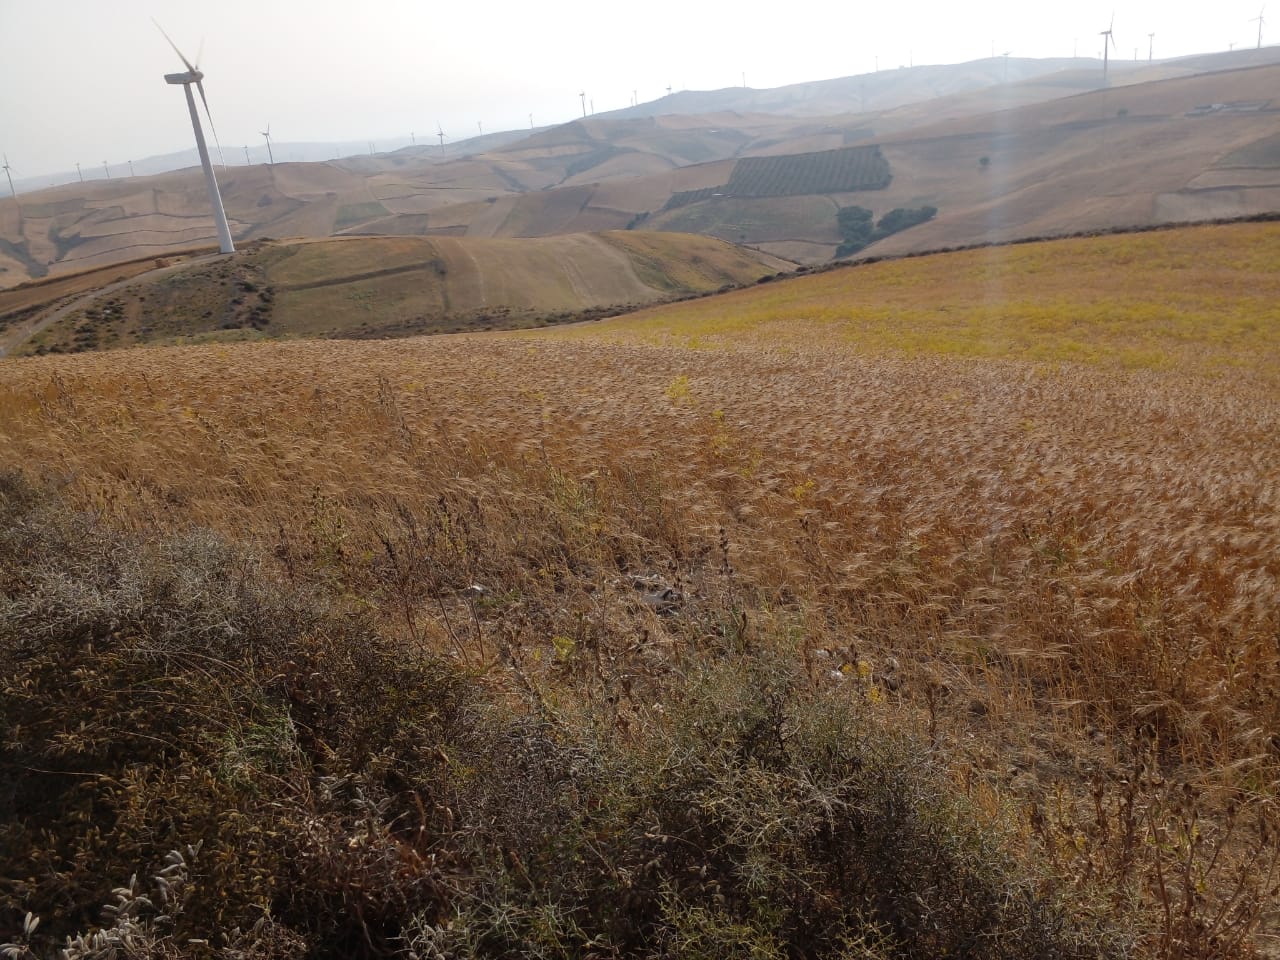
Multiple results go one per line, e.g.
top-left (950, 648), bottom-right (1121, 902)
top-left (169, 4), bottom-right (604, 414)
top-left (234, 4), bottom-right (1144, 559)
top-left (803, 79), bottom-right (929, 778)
top-left (1149, 32), bottom-right (1155, 61)
top-left (411, 131), bottom-right (416, 145)
top-left (666, 85), bottom-right (672, 95)
top-left (437, 125), bottom-right (446, 152)
top-left (102, 161), bottom-right (110, 179)
top-left (477, 121), bottom-right (483, 135)
top-left (529, 113), bottom-right (534, 128)
top-left (1100, 12), bottom-right (1117, 83)
top-left (244, 145), bottom-right (251, 165)
top-left (156, 21), bottom-right (234, 254)
top-left (2, 154), bottom-right (16, 198)
top-left (128, 160), bottom-right (135, 178)
top-left (1252, 7), bottom-right (1267, 48)
top-left (1002, 51), bottom-right (1011, 82)
top-left (261, 124), bottom-right (275, 165)
top-left (76, 162), bottom-right (83, 183)
top-left (579, 91), bottom-right (587, 117)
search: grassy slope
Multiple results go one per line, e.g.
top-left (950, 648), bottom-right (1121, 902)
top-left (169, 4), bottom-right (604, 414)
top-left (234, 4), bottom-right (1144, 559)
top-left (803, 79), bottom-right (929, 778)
top-left (1, 222), bottom-right (1277, 955)
top-left (562, 221), bottom-right (1280, 385)
top-left (15, 232), bottom-right (793, 354)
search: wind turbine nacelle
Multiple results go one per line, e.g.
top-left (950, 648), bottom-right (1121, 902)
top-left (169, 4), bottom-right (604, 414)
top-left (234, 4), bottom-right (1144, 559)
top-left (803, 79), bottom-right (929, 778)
top-left (165, 70), bottom-right (202, 85)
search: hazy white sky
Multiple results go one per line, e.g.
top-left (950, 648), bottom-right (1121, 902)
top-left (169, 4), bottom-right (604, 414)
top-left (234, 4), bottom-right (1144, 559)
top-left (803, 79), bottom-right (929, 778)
top-left (0, 0), bottom-right (1270, 176)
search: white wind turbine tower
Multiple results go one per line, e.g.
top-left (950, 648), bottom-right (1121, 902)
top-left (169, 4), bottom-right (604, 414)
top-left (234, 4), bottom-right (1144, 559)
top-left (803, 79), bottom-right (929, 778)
top-left (2, 154), bottom-right (16, 199)
top-left (156, 23), bottom-right (234, 254)
top-left (1099, 13), bottom-right (1117, 83)
top-left (1252, 7), bottom-right (1267, 48)
top-left (261, 124), bottom-right (275, 166)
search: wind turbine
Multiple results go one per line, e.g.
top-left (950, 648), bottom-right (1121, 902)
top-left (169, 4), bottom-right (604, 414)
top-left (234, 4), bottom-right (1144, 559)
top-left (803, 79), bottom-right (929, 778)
top-left (579, 91), bottom-right (587, 117)
top-left (156, 22), bottom-right (234, 254)
top-left (1002, 51), bottom-right (1011, 82)
top-left (128, 160), bottom-right (135, 177)
top-left (436, 125), bottom-right (446, 153)
top-left (1100, 13), bottom-right (1117, 83)
top-left (1252, 7), bottom-right (1266, 48)
top-left (2, 154), bottom-right (15, 198)
top-left (243, 145), bottom-right (251, 165)
top-left (1148, 32), bottom-right (1155, 61)
top-left (102, 161), bottom-right (110, 179)
top-left (76, 162), bottom-right (83, 183)
top-left (261, 124), bottom-right (275, 165)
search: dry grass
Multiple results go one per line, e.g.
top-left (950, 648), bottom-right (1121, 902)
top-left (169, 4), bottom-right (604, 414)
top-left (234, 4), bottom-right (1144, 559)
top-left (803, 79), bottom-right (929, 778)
top-left (2, 222), bottom-right (1278, 955)
top-left (566, 222), bottom-right (1280, 386)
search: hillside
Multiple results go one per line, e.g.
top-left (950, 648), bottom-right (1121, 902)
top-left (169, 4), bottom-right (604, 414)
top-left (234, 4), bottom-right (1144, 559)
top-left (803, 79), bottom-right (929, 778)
top-left (1, 221), bottom-right (1277, 956)
top-left (3, 54), bottom-right (1280, 284)
top-left (4, 232), bottom-right (791, 355)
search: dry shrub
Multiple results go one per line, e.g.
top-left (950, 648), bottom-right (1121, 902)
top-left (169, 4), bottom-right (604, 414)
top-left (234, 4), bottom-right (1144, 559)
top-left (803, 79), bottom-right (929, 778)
top-left (0, 474), bottom-right (1108, 958)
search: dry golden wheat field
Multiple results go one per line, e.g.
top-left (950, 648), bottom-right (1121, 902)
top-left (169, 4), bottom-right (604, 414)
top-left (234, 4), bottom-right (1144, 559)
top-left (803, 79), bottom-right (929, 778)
top-left (2, 221), bottom-right (1279, 955)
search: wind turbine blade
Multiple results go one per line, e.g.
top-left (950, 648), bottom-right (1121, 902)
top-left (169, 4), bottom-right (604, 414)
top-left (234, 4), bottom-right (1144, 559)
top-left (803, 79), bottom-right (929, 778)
top-left (195, 37), bottom-right (205, 69)
top-left (195, 79), bottom-right (227, 168)
top-left (152, 19), bottom-right (196, 73)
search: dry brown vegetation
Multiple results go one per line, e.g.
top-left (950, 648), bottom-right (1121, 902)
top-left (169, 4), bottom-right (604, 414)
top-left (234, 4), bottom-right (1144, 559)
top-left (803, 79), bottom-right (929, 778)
top-left (2, 223), bottom-right (1278, 956)
top-left (8, 233), bottom-right (790, 356)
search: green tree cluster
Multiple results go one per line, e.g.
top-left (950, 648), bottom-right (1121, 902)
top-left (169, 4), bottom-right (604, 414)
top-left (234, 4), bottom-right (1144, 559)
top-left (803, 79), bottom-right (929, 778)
top-left (836, 204), bottom-right (938, 258)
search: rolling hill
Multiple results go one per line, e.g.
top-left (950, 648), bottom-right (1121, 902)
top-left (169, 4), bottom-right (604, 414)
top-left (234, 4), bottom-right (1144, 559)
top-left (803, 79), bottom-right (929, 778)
top-left (3, 51), bottom-right (1280, 286)
top-left (3, 231), bottom-right (792, 355)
